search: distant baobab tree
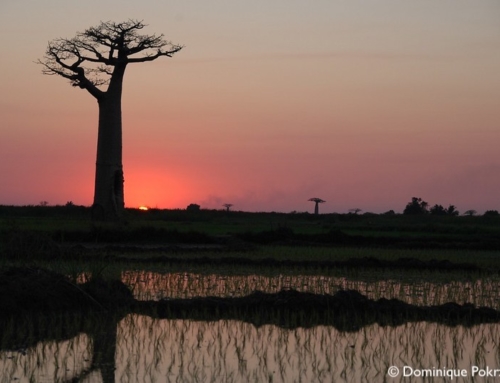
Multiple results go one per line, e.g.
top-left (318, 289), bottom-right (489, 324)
top-left (37, 20), bottom-right (183, 221)
top-left (464, 209), bottom-right (477, 216)
top-left (223, 204), bottom-right (233, 212)
top-left (308, 198), bottom-right (325, 215)
top-left (349, 208), bottom-right (362, 215)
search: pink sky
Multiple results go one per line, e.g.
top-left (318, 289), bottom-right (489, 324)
top-left (1, 1), bottom-right (499, 213)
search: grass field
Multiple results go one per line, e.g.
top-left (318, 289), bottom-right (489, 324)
top-left (1, 205), bottom-right (500, 270)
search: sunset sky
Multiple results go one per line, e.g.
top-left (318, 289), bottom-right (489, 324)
top-left (1, 1), bottom-right (499, 213)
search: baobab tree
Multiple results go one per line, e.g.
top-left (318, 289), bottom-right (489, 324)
top-left (308, 198), bottom-right (325, 215)
top-left (38, 20), bottom-right (183, 220)
top-left (223, 204), bottom-right (233, 212)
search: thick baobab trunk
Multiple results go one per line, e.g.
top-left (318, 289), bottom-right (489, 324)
top-left (92, 96), bottom-right (124, 220)
top-left (92, 68), bottom-right (125, 221)
top-left (39, 21), bottom-right (183, 221)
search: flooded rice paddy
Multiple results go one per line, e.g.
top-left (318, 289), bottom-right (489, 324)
top-left (2, 317), bottom-right (500, 382)
top-left (3, 269), bottom-right (500, 382)
top-left (123, 270), bottom-right (500, 310)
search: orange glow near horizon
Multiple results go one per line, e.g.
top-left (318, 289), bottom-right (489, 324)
top-left (1, 2), bottom-right (499, 214)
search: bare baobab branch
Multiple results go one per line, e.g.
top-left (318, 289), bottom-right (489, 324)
top-left (37, 20), bottom-right (183, 221)
top-left (37, 19), bottom-right (183, 99)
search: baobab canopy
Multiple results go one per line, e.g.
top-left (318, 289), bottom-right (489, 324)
top-left (38, 20), bottom-right (183, 220)
top-left (308, 198), bottom-right (325, 215)
top-left (38, 20), bottom-right (182, 92)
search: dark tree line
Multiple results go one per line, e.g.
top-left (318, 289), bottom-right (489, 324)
top-left (402, 197), bottom-right (498, 217)
top-left (404, 197), bottom-right (459, 216)
top-left (403, 197), bottom-right (459, 216)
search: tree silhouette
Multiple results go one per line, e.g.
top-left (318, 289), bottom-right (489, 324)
top-left (186, 203), bottom-right (200, 211)
top-left (429, 204), bottom-right (447, 216)
top-left (483, 210), bottom-right (499, 217)
top-left (403, 197), bottom-right (429, 215)
top-left (223, 204), bottom-right (233, 212)
top-left (464, 210), bottom-right (477, 216)
top-left (38, 20), bottom-right (182, 221)
top-left (430, 204), bottom-right (459, 216)
top-left (308, 198), bottom-right (325, 215)
top-left (446, 205), bottom-right (459, 216)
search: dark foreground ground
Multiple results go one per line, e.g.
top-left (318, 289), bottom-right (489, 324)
top-left (1, 205), bottom-right (500, 251)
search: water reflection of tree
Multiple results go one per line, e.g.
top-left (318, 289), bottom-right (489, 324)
top-left (0, 311), bottom-right (124, 383)
top-left (89, 314), bottom-right (120, 383)
top-left (3, 289), bottom-right (500, 382)
top-left (4, 315), bottom-right (500, 383)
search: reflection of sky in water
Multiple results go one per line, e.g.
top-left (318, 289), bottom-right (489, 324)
top-left (2, 316), bottom-right (500, 383)
top-left (122, 271), bottom-right (500, 309)
top-left (4, 271), bottom-right (499, 381)
top-left (0, 333), bottom-right (91, 383)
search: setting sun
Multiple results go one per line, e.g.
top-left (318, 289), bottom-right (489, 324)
top-left (138, 206), bottom-right (149, 211)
